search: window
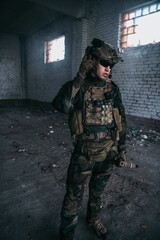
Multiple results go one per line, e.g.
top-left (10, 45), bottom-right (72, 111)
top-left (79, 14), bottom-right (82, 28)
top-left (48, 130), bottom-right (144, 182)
top-left (120, 2), bottom-right (160, 48)
top-left (44, 35), bottom-right (65, 63)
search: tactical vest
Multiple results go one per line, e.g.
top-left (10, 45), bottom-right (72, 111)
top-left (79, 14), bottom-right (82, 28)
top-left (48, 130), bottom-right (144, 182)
top-left (84, 81), bottom-right (114, 126)
top-left (68, 80), bottom-right (120, 140)
top-left (68, 79), bottom-right (123, 161)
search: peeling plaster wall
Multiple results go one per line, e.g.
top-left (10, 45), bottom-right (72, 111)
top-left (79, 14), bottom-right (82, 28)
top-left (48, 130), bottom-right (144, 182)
top-left (0, 33), bottom-right (22, 99)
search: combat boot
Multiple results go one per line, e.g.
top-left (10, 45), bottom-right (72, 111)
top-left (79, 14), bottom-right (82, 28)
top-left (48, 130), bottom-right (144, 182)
top-left (87, 218), bottom-right (108, 239)
top-left (59, 227), bottom-right (74, 240)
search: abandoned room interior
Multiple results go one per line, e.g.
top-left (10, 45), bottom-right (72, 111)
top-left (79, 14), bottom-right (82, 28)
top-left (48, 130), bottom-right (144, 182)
top-left (0, 0), bottom-right (160, 240)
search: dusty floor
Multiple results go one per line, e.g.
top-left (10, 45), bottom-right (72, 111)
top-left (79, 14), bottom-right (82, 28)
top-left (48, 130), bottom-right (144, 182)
top-left (0, 100), bottom-right (160, 240)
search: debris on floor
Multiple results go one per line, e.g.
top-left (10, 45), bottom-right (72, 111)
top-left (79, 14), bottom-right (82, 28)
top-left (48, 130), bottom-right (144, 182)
top-left (0, 100), bottom-right (160, 240)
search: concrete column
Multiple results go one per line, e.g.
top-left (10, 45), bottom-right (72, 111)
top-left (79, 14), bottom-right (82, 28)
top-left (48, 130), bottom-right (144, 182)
top-left (71, 18), bottom-right (88, 78)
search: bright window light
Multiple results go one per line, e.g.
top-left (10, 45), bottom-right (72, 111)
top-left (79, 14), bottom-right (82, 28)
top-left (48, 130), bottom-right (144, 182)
top-left (143, 7), bottom-right (149, 15)
top-left (135, 9), bottom-right (142, 17)
top-left (120, 3), bottom-right (160, 48)
top-left (44, 36), bottom-right (65, 63)
top-left (150, 4), bottom-right (157, 12)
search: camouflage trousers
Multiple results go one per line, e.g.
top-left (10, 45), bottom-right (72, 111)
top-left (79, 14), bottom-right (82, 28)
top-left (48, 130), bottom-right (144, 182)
top-left (60, 141), bottom-right (113, 240)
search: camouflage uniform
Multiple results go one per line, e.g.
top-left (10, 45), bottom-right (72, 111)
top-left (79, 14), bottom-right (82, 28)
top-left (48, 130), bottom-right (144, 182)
top-left (53, 72), bottom-right (126, 240)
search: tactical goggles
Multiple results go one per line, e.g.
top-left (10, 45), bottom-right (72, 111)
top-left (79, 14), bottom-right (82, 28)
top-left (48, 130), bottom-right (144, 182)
top-left (100, 59), bottom-right (113, 68)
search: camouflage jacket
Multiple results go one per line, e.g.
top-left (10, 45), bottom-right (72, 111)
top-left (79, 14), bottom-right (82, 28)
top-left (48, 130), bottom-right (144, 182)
top-left (53, 74), bottom-right (126, 151)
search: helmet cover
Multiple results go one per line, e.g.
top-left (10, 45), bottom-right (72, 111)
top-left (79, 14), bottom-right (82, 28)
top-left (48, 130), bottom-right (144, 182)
top-left (86, 38), bottom-right (123, 66)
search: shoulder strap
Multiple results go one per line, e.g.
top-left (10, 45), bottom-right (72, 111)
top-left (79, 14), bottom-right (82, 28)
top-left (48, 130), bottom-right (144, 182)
top-left (70, 86), bottom-right (80, 101)
top-left (70, 81), bottom-right (89, 101)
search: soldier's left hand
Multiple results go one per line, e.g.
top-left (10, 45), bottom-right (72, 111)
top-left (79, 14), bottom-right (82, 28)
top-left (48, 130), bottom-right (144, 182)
top-left (115, 150), bottom-right (126, 167)
top-left (118, 151), bottom-right (126, 162)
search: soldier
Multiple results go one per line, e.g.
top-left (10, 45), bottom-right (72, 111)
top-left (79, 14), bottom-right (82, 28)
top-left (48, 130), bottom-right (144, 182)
top-left (53, 38), bottom-right (126, 240)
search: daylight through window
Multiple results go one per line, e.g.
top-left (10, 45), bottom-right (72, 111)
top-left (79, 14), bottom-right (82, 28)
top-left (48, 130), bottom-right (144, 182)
top-left (44, 36), bottom-right (65, 63)
top-left (120, 2), bottom-right (160, 48)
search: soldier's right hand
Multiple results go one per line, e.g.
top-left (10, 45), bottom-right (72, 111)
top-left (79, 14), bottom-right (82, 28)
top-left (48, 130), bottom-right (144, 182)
top-left (78, 55), bottom-right (96, 79)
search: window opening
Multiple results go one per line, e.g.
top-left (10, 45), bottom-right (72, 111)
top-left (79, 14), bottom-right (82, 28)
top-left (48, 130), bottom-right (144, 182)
top-left (44, 35), bottom-right (65, 63)
top-left (120, 2), bottom-right (160, 48)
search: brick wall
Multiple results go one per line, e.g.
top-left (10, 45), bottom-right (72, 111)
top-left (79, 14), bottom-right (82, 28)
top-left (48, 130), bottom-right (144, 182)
top-left (26, 0), bottom-right (160, 129)
top-left (26, 16), bottom-right (73, 102)
top-left (0, 33), bottom-right (23, 99)
top-left (113, 44), bottom-right (160, 120)
top-left (86, 0), bottom-right (160, 123)
top-left (71, 18), bottom-right (88, 78)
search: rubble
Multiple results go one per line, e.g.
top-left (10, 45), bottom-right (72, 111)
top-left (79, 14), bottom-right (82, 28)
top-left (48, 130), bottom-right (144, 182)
top-left (52, 164), bottom-right (57, 168)
top-left (54, 122), bottom-right (59, 126)
top-left (18, 148), bottom-right (27, 153)
top-left (140, 224), bottom-right (148, 229)
top-left (49, 130), bottom-right (54, 134)
top-left (141, 134), bottom-right (148, 139)
top-left (126, 128), bottom-right (160, 147)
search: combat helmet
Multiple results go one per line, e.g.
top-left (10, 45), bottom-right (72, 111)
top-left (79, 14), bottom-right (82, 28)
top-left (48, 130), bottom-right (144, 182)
top-left (85, 38), bottom-right (123, 67)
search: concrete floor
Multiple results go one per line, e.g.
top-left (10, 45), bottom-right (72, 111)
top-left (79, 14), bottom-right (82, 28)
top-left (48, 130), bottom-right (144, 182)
top-left (0, 100), bottom-right (160, 240)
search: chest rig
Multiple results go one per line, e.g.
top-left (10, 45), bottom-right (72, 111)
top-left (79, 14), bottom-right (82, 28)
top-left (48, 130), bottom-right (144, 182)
top-left (83, 80), bottom-right (114, 125)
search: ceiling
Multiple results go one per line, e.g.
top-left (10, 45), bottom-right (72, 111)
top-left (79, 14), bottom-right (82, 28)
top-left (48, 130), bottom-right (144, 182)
top-left (0, 0), bottom-right (86, 37)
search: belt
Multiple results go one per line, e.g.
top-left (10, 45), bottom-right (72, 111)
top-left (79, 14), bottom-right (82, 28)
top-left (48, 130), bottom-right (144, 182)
top-left (77, 130), bottom-right (111, 141)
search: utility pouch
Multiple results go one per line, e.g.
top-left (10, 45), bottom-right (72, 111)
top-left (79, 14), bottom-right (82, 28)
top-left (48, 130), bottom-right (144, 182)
top-left (113, 108), bottom-right (122, 132)
top-left (78, 139), bottom-right (113, 162)
top-left (68, 110), bottom-right (83, 137)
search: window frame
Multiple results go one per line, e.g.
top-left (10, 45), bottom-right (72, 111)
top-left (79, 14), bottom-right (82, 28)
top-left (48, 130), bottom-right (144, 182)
top-left (44, 35), bottom-right (65, 64)
top-left (119, 2), bottom-right (160, 48)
